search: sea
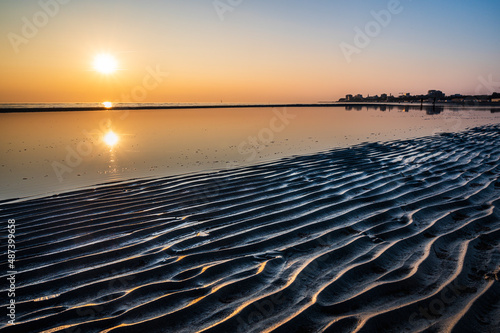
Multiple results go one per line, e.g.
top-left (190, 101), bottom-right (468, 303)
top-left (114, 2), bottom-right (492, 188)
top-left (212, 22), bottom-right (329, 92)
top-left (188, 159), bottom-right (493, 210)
top-left (1, 103), bottom-right (499, 201)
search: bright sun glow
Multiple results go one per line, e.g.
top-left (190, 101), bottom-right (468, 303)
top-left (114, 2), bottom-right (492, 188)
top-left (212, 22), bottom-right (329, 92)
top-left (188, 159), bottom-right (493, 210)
top-left (102, 101), bottom-right (113, 108)
top-left (103, 131), bottom-right (119, 146)
top-left (93, 54), bottom-right (118, 74)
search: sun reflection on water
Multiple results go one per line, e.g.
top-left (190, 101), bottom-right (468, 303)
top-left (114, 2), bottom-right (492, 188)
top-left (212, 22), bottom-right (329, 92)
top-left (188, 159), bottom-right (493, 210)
top-left (103, 130), bottom-right (119, 147)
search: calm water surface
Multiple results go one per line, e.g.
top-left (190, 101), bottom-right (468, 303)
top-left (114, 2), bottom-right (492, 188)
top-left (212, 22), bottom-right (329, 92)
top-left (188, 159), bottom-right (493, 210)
top-left (1, 105), bottom-right (499, 200)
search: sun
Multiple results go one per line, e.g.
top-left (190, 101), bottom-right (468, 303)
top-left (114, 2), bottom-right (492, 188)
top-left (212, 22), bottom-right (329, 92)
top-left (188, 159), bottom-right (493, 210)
top-left (93, 54), bottom-right (118, 74)
top-left (102, 101), bottom-right (113, 108)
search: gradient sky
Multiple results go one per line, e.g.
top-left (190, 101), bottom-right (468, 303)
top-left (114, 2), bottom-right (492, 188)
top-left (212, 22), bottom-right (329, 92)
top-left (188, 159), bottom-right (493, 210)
top-left (1, 0), bottom-right (499, 103)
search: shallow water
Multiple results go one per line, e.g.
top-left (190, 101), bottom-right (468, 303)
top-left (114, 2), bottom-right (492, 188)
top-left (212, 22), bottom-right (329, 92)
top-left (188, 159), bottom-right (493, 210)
top-left (1, 105), bottom-right (499, 200)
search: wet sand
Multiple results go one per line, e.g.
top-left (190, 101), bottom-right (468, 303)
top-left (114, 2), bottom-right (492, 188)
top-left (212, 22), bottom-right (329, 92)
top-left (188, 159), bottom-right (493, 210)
top-left (1, 124), bottom-right (499, 332)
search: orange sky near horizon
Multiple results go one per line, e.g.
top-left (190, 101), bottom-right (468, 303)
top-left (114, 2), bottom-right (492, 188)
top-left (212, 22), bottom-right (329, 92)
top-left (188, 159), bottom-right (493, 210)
top-left (1, 0), bottom-right (499, 104)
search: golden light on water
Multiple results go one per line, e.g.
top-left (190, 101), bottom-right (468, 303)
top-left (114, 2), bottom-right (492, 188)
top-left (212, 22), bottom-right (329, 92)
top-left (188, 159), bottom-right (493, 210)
top-left (93, 54), bottom-right (118, 74)
top-left (102, 101), bottom-right (113, 108)
top-left (103, 131), bottom-right (119, 146)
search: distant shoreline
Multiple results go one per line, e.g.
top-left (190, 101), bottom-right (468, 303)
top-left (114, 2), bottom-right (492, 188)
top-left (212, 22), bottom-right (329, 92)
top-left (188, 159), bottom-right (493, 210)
top-left (0, 102), bottom-right (499, 113)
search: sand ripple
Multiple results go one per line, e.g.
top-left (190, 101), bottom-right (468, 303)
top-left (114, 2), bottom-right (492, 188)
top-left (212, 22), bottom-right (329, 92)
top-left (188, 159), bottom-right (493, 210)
top-left (1, 125), bottom-right (499, 333)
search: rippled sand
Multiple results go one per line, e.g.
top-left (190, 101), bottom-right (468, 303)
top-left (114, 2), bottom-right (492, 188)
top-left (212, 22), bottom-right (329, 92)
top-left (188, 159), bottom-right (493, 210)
top-left (1, 125), bottom-right (499, 333)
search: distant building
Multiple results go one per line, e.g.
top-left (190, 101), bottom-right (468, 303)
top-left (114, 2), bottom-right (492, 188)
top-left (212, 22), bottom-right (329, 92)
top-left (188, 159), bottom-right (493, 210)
top-left (428, 90), bottom-right (445, 99)
top-left (346, 94), bottom-right (353, 101)
top-left (354, 94), bottom-right (363, 99)
top-left (381, 93), bottom-right (388, 99)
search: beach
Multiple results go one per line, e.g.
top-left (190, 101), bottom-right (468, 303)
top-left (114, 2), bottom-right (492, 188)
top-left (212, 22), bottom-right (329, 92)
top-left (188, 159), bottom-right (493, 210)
top-left (1, 121), bottom-right (499, 332)
top-left (2, 0), bottom-right (500, 331)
